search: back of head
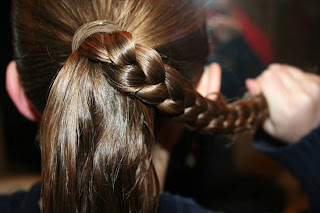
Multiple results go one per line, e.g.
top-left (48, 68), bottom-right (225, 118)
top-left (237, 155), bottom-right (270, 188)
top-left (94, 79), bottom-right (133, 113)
top-left (12, 0), bottom-right (208, 113)
top-left (11, 0), bottom-right (267, 212)
top-left (12, 0), bottom-right (208, 212)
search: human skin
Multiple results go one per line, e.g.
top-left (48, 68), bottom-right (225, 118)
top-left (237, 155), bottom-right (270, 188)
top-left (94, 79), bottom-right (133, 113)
top-left (246, 64), bottom-right (320, 143)
top-left (6, 61), bottom-right (320, 191)
top-left (155, 63), bottom-right (320, 190)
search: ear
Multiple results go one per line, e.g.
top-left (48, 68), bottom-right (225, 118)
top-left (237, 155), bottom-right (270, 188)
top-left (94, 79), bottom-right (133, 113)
top-left (195, 63), bottom-right (222, 100)
top-left (6, 61), bottom-right (39, 122)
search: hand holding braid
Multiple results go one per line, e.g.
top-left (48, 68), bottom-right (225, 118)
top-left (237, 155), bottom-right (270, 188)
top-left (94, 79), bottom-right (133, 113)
top-left (73, 20), bottom-right (268, 134)
top-left (247, 64), bottom-right (320, 143)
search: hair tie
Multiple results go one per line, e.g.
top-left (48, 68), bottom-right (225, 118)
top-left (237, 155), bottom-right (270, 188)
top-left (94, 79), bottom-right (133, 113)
top-left (72, 20), bottom-right (123, 51)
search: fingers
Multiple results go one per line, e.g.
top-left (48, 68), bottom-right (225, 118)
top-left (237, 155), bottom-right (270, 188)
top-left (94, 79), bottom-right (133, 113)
top-left (268, 64), bottom-right (304, 80)
top-left (268, 64), bottom-right (320, 104)
top-left (256, 68), bottom-right (289, 106)
top-left (197, 63), bottom-right (222, 100)
top-left (245, 78), bottom-right (261, 96)
top-left (247, 63), bottom-right (320, 143)
top-left (304, 73), bottom-right (320, 100)
top-left (207, 63), bottom-right (222, 95)
top-left (268, 64), bottom-right (300, 93)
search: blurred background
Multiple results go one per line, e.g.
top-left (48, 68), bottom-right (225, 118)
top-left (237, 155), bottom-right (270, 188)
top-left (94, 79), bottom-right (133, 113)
top-left (0, 0), bottom-right (319, 212)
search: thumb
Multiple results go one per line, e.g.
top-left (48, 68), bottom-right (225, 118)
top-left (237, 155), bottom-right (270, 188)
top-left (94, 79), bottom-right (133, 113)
top-left (196, 63), bottom-right (222, 100)
top-left (245, 78), bottom-right (262, 96)
top-left (263, 118), bottom-right (276, 137)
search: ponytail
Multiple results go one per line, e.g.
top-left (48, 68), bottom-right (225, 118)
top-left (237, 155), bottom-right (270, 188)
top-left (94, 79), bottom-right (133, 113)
top-left (40, 28), bottom-right (159, 212)
top-left (12, 0), bottom-right (268, 211)
top-left (40, 21), bottom-right (267, 212)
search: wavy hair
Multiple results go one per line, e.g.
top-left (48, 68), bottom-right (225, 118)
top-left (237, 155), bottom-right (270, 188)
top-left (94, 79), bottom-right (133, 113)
top-left (11, 0), bottom-right (267, 212)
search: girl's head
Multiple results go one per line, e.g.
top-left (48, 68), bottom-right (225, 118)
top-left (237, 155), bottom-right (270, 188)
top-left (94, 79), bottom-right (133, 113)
top-left (7, 0), bottom-right (267, 212)
top-left (11, 0), bottom-right (208, 113)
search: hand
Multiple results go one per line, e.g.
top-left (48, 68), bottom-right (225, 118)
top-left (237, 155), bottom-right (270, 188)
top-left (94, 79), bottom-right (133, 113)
top-left (246, 64), bottom-right (320, 144)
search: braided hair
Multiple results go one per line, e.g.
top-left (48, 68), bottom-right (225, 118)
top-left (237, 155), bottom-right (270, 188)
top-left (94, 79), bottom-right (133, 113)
top-left (11, 0), bottom-right (267, 212)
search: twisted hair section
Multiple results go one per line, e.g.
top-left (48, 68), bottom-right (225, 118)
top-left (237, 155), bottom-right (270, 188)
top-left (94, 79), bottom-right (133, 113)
top-left (78, 30), bottom-right (268, 134)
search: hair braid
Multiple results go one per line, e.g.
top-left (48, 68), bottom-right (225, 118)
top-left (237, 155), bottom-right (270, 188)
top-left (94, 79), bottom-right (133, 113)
top-left (78, 30), bottom-right (268, 135)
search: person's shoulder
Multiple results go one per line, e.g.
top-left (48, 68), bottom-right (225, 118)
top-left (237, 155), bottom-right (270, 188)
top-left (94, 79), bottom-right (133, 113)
top-left (0, 182), bottom-right (41, 213)
top-left (159, 192), bottom-right (221, 213)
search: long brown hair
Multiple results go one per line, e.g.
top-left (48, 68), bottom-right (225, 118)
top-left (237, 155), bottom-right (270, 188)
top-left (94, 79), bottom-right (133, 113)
top-left (11, 0), bottom-right (267, 212)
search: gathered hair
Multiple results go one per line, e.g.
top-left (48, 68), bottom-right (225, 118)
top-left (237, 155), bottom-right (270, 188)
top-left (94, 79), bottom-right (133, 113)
top-left (11, 0), bottom-right (267, 212)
